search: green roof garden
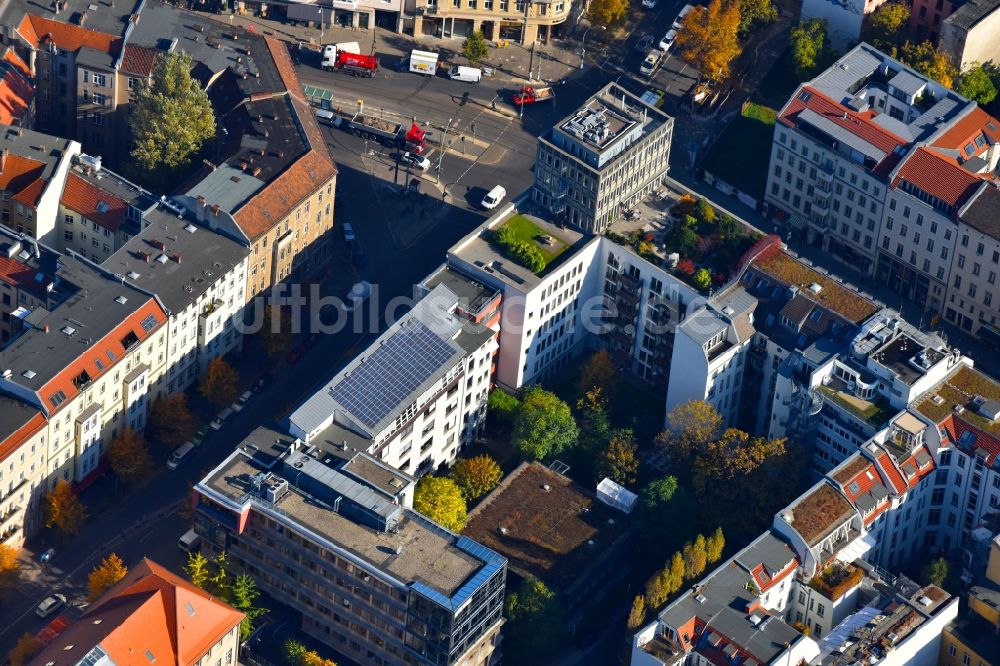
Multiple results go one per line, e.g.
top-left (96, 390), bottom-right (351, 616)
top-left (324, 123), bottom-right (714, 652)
top-left (492, 214), bottom-right (571, 274)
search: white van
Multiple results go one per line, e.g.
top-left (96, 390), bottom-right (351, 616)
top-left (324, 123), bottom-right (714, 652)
top-left (449, 66), bottom-right (482, 83)
top-left (167, 441), bottom-right (196, 470)
top-left (178, 529), bottom-right (201, 553)
top-left (481, 185), bottom-right (506, 210)
top-left (314, 108), bottom-right (337, 126)
top-left (210, 406), bottom-right (234, 430)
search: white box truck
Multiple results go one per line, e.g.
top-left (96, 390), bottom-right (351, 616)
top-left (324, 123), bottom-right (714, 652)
top-left (409, 49), bottom-right (439, 75)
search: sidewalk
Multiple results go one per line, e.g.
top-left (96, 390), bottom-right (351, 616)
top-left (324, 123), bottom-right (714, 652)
top-left (191, 10), bottom-right (582, 86)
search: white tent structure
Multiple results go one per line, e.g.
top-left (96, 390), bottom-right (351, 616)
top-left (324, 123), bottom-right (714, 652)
top-left (596, 478), bottom-right (638, 514)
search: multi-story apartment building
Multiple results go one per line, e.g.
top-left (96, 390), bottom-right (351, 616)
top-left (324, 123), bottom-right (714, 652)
top-left (103, 208), bottom-right (249, 394)
top-left (800, 0), bottom-right (893, 47)
top-left (411, 0), bottom-right (572, 44)
top-left (447, 207), bottom-right (698, 393)
top-left (765, 44), bottom-right (974, 274)
top-left (0, 125), bottom-right (80, 246)
top-left (533, 82), bottom-right (674, 234)
top-left (0, 395), bottom-right (46, 548)
top-left (59, 156), bottom-right (158, 263)
top-left (0, 233), bottom-right (168, 488)
top-left (665, 285), bottom-right (756, 427)
top-left (289, 282), bottom-right (497, 477)
top-left (939, 531), bottom-right (1000, 666)
top-left (939, 0), bottom-right (1000, 69)
top-left (31, 558), bottom-right (244, 666)
top-left (194, 429), bottom-right (507, 666)
top-left (948, 180), bottom-right (1000, 340)
top-left (909, 0), bottom-right (963, 43)
top-left (633, 416), bottom-right (962, 665)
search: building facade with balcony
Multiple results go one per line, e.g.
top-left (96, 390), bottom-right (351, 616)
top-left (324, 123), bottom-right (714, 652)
top-left (410, 0), bottom-right (571, 44)
top-left (533, 83), bottom-right (673, 234)
top-left (103, 209), bottom-right (249, 394)
top-left (194, 431), bottom-right (507, 666)
top-left (289, 283), bottom-right (497, 478)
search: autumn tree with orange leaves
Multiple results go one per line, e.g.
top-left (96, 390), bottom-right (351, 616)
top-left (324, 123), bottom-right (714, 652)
top-left (675, 0), bottom-right (742, 82)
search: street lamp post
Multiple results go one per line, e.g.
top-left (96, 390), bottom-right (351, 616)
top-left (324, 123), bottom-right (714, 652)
top-left (318, 7), bottom-right (325, 40)
top-left (436, 117), bottom-right (452, 185)
top-left (580, 25), bottom-right (604, 69)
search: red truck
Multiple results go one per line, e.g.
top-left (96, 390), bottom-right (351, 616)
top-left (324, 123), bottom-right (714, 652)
top-left (332, 50), bottom-right (378, 77)
top-left (513, 85), bottom-right (555, 106)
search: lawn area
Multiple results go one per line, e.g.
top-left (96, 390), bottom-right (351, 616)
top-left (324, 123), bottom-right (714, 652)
top-left (700, 102), bottom-right (777, 200)
top-left (497, 215), bottom-right (570, 268)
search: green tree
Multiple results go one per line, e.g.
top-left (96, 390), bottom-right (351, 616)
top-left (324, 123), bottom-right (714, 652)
top-left (199, 357), bottom-right (239, 408)
top-left (8, 633), bottom-right (42, 666)
top-left (130, 52), bottom-right (215, 180)
top-left (44, 479), bottom-right (88, 538)
top-left (210, 550), bottom-right (231, 600)
top-left (862, 2), bottom-right (909, 50)
top-left (148, 393), bottom-right (197, 447)
top-left (184, 550), bottom-right (211, 589)
top-left (676, 0), bottom-right (742, 82)
top-left (87, 553), bottom-right (128, 602)
top-left (597, 429), bottom-right (640, 485)
top-left (487, 389), bottom-right (521, 425)
top-left (577, 350), bottom-right (617, 398)
top-left (504, 577), bottom-right (565, 659)
top-left (588, 0), bottom-right (629, 24)
top-left (706, 526), bottom-right (726, 564)
top-left (692, 268), bottom-right (712, 291)
top-left (414, 476), bottom-right (468, 532)
top-left (957, 63), bottom-right (998, 104)
top-left (694, 429), bottom-right (787, 483)
top-left (627, 594), bottom-right (647, 629)
top-left (640, 476), bottom-right (678, 511)
top-left (511, 386), bottom-right (579, 460)
top-left (108, 428), bottom-right (154, 488)
top-left (920, 557), bottom-right (949, 587)
top-left (790, 18), bottom-right (836, 79)
top-left (739, 0), bottom-right (776, 34)
top-left (284, 640), bottom-right (307, 665)
top-left (451, 455), bottom-right (503, 501)
top-left (695, 198), bottom-right (716, 225)
top-left (232, 574), bottom-right (267, 641)
top-left (899, 41), bottom-right (958, 88)
top-left (461, 30), bottom-right (489, 66)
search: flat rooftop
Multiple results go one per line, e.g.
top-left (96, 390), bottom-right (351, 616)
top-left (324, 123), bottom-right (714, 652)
top-left (915, 365), bottom-right (1000, 444)
top-left (0, 394), bottom-right (42, 456)
top-left (421, 266), bottom-right (500, 318)
top-left (203, 445), bottom-right (482, 598)
top-left (103, 209), bottom-right (248, 313)
top-left (463, 462), bottom-right (628, 590)
top-left (448, 209), bottom-right (590, 291)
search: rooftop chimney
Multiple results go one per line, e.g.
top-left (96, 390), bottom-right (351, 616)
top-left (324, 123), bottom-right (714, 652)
top-left (0, 148), bottom-right (6, 173)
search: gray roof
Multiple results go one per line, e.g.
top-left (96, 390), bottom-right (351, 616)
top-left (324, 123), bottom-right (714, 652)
top-left (0, 394), bottom-right (41, 445)
top-left (659, 531), bottom-right (805, 664)
top-left (799, 108), bottom-right (887, 162)
top-left (677, 307), bottom-right (729, 346)
top-left (0, 250), bottom-right (163, 405)
top-left (959, 182), bottom-right (1000, 240)
top-left (421, 265), bottom-right (500, 317)
top-left (889, 69), bottom-right (926, 96)
top-left (69, 160), bottom-right (158, 223)
top-left (76, 45), bottom-right (116, 71)
top-left (0, 0), bottom-right (136, 39)
top-left (0, 125), bottom-right (77, 185)
top-left (945, 0), bottom-right (1000, 29)
top-left (103, 209), bottom-right (248, 313)
top-left (290, 284), bottom-right (491, 439)
top-left (184, 165), bottom-right (265, 216)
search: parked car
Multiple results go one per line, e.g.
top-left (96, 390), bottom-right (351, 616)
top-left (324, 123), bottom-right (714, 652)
top-left (340, 281), bottom-right (373, 313)
top-left (341, 222), bottom-right (356, 242)
top-left (36, 593), bottom-right (66, 618)
top-left (659, 29), bottom-right (677, 52)
top-left (192, 424), bottom-right (210, 447)
top-left (210, 407), bottom-right (234, 431)
top-left (635, 34), bottom-right (654, 52)
top-left (642, 0), bottom-right (658, 8)
top-left (481, 185), bottom-right (506, 210)
top-left (231, 389), bottom-right (253, 413)
top-left (400, 151), bottom-right (431, 170)
top-left (672, 3), bottom-right (695, 30)
top-left (178, 529), bottom-right (201, 553)
top-left (167, 442), bottom-right (196, 470)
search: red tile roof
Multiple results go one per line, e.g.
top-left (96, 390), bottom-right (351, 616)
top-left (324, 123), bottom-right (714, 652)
top-left (121, 44), bottom-right (158, 77)
top-left (839, 461), bottom-right (881, 502)
top-left (0, 50), bottom-right (34, 127)
top-left (939, 415), bottom-right (1000, 467)
top-left (32, 559), bottom-right (243, 666)
top-left (0, 153), bottom-right (46, 207)
top-left (875, 452), bottom-right (907, 495)
top-left (17, 14), bottom-right (121, 56)
top-left (893, 146), bottom-right (987, 209)
top-left (38, 298), bottom-right (166, 415)
top-left (780, 86), bottom-right (908, 160)
top-left (2, 48), bottom-right (31, 78)
top-left (0, 254), bottom-right (51, 299)
top-left (61, 172), bottom-right (129, 231)
top-left (896, 446), bottom-right (935, 488)
top-left (749, 558), bottom-right (797, 594)
top-left (932, 107), bottom-right (1000, 158)
top-left (231, 38), bottom-right (336, 241)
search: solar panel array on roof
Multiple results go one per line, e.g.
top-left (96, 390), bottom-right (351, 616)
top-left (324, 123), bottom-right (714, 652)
top-left (330, 320), bottom-right (457, 430)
